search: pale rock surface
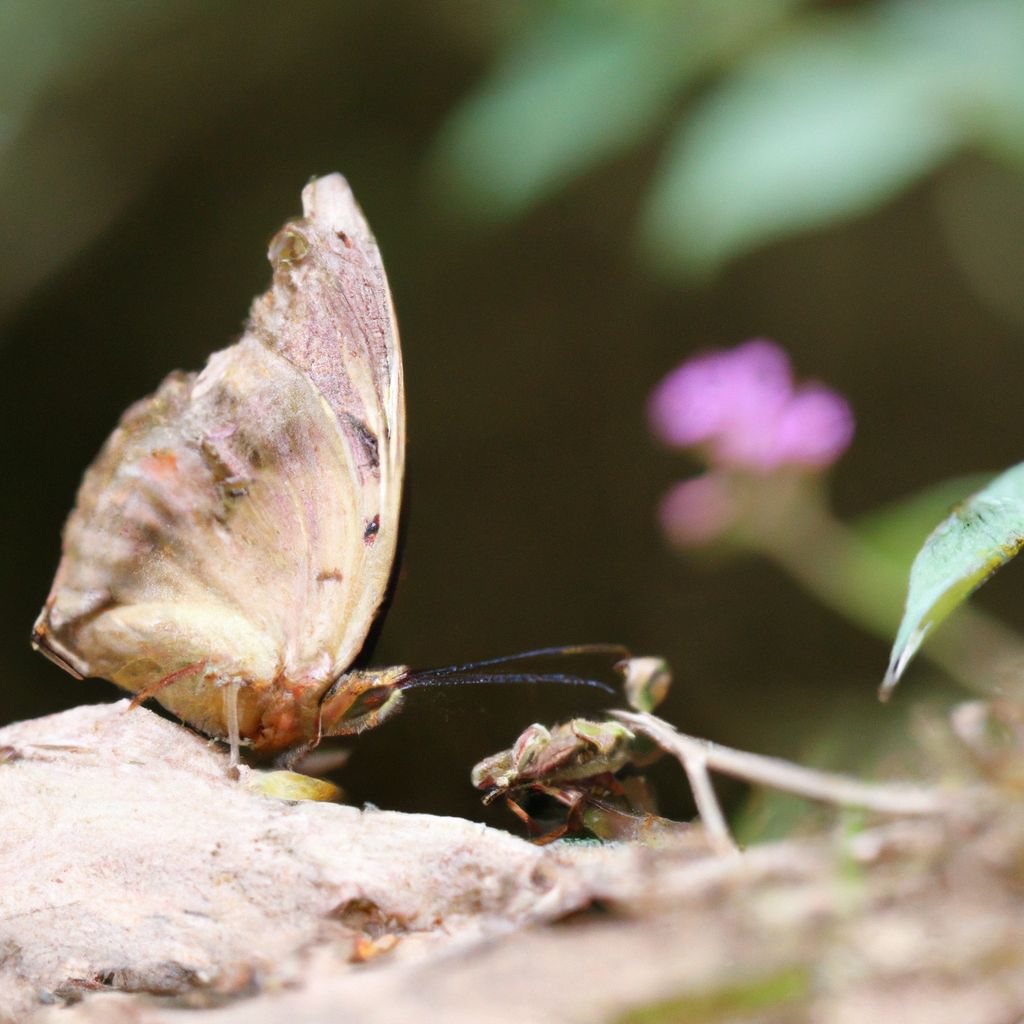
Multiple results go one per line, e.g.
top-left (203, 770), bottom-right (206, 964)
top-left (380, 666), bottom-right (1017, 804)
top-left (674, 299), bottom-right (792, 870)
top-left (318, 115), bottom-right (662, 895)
top-left (5, 701), bottom-right (1024, 1023)
top-left (0, 702), bottom-right (601, 1021)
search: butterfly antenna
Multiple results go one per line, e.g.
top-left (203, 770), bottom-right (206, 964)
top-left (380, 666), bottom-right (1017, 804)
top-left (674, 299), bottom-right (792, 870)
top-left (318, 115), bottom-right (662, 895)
top-left (411, 643), bottom-right (632, 679)
top-left (400, 670), bottom-right (616, 696)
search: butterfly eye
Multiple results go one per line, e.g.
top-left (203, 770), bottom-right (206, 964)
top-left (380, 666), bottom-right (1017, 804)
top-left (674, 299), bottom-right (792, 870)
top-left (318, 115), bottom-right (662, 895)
top-left (320, 670), bottom-right (407, 738)
top-left (341, 685), bottom-right (393, 721)
top-left (269, 229), bottom-right (309, 268)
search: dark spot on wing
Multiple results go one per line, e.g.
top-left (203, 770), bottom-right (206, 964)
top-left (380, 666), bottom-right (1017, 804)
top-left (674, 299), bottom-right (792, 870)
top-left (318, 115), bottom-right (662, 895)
top-left (345, 415), bottom-right (380, 471)
top-left (220, 479), bottom-right (249, 499)
top-left (200, 437), bottom-right (252, 507)
top-left (317, 570), bottom-right (344, 584)
top-left (364, 516), bottom-right (380, 545)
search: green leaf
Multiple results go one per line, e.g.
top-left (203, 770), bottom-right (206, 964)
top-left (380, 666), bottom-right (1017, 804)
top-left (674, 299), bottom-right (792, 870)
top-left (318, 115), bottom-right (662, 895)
top-left (855, 473), bottom-right (994, 570)
top-left (883, 462), bottom-right (1024, 697)
top-left (643, 7), bottom-right (962, 277)
top-left (430, 0), bottom-right (800, 222)
top-left (906, 0), bottom-right (1024, 166)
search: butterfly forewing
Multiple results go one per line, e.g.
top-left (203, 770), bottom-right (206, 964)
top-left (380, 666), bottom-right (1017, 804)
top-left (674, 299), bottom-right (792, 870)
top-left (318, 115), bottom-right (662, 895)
top-left (33, 175), bottom-right (405, 754)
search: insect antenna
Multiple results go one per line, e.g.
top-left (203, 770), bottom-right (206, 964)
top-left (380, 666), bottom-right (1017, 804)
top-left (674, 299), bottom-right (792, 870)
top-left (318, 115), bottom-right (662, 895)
top-left (400, 671), bottom-right (615, 695)
top-left (398, 644), bottom-right (632, 696)
top-left (403, 643), bottom-right (631, 679)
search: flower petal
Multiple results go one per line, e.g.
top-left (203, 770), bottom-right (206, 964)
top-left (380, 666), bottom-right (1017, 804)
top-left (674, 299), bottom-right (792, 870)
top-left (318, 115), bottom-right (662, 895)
top-left (658, 475), bottom-right (736, 546)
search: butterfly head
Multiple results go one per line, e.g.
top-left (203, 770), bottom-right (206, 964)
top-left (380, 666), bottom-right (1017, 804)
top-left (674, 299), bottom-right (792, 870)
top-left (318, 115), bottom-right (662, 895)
top-left (318, 665), bottom-right (408, 737)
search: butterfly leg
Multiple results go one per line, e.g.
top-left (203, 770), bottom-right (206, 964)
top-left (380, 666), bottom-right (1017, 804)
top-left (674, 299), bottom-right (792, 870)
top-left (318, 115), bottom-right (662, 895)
top-left (222, 680), bottom-right (242, 774)
top-left (128, 660), bottom-right (207, 709)
top-left (275, 740), bottom-right (314, 772)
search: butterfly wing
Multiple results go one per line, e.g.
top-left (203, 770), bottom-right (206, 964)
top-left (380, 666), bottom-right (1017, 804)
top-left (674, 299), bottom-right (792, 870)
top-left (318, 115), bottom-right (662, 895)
top-left (33, 175), bottom-right (404, 753)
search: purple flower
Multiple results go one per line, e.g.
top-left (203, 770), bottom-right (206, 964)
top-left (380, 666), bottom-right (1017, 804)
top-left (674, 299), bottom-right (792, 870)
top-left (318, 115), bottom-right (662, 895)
top-left (649, 339), bottom-right (854, 472)
top-left (657, 476), bottom-right (736, 546)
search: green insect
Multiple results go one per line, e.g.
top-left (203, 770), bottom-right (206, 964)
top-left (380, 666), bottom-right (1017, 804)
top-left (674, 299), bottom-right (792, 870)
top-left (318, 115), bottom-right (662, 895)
top-left (472, 657), bottom-right (679, 843)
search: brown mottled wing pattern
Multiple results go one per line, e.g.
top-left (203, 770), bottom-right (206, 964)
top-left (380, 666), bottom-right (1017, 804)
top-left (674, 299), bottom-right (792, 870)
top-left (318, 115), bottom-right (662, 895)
top-left (33, 176), bottom-right (404, 752)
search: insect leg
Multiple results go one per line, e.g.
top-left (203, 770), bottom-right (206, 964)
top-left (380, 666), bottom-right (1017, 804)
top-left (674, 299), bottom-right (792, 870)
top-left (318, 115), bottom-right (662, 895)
top-left (504, 795), bottom-right (538, 834)
top-left (223, 680), bottom-right (242, 771)
top-left (127, 660), bottom-right (207, 709)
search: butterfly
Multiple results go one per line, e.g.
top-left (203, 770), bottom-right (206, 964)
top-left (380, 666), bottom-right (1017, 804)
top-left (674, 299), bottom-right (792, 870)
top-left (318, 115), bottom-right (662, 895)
top-left (31, 174), bottom-right (635, 767)
top-left (33, 175), bottom-right (407, 761)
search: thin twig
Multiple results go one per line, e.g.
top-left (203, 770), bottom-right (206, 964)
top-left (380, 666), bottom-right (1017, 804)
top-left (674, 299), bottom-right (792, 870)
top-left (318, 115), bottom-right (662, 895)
top-left (678, 749), bottom-right (737, 855)
top-left (613, 711), bottom-right (944, 819)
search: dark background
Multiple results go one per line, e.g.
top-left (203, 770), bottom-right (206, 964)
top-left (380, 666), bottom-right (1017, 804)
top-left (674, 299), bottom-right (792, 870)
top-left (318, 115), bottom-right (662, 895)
top-left (2, 1), bottom-right (1023, 826)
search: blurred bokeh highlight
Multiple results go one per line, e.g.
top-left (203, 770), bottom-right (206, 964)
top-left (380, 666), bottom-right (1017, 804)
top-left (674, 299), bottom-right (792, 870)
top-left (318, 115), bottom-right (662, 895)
top-left (3, 0), bottom-right (1024, 826)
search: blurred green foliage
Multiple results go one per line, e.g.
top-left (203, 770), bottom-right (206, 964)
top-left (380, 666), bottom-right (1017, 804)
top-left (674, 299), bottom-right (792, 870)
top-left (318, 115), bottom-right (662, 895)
top-left (4, 0), bottom-right (1024, 311)
top-left (433, 0), bottom-right (1024, 277)
top-left (430, 0), bottom-right (801, 225)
